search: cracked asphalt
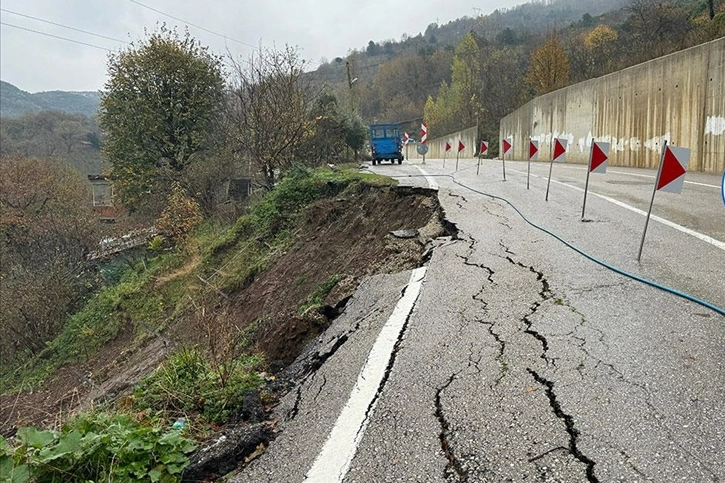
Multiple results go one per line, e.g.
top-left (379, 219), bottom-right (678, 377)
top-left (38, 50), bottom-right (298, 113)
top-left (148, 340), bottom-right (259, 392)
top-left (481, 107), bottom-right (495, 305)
top-left (232, 159), bottom-right (724, 482)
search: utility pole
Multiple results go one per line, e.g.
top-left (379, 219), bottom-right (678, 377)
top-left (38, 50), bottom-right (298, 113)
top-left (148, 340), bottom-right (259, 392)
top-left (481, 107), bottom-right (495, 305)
top-left (346, 60), bottom-right (357, 112)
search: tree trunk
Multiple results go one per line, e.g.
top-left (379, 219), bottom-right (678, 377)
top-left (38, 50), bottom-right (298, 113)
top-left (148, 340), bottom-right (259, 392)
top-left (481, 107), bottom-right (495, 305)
top-left (709, 0), bottom-right (715, 20)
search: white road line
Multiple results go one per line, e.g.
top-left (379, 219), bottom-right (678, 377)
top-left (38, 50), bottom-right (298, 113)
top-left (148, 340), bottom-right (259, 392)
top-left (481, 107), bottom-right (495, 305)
top-left (607, 169), bottom-right (719, 189)
top-left (414, 165), bottom-right (439, 190)
top-left (540, 163), bottom-right (720, 189)
top-left (303, 267), bottom-right (428, 483)
top-left (508, 168), bottom-right (725, 251)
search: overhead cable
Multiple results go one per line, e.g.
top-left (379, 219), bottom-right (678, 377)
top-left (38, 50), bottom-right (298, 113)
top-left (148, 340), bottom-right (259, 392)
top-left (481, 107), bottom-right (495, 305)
top-left (127, 0), bottom-right (257, 49)
top-left (1, 8), bottom-right (130, 44)
top-left (0, 22), bottom-right (112, 51)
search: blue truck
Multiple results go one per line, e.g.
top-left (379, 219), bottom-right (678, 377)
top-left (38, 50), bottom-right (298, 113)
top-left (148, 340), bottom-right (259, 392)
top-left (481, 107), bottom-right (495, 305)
top-left (369, 123), bottom-right (404, 165)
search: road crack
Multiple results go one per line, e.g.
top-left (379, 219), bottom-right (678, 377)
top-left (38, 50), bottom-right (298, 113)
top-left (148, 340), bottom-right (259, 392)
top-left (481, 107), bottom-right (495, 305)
top-left (435, 374), bottom-right (469, 482)
top-left (506, 256), bottom-right (555, 367)
top-left (528, 369), bottom-right (599, 482)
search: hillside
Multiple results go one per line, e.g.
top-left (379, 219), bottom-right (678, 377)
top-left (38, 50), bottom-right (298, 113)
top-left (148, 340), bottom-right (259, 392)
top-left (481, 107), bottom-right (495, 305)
top-left (0, 166), bottom-right (455, 480)
top-left (0, 80), bottom-right (101, 118)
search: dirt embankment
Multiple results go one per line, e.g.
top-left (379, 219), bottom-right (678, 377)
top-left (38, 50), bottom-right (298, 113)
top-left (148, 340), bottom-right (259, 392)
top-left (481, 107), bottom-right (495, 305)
top-left (1, 183), bottom-right (453, 437)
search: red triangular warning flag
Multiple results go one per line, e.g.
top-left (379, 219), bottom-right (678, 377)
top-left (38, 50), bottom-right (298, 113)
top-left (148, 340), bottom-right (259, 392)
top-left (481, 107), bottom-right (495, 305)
top-left (590, 142), bottom-right (608, 172)
top-left (657, 146), bottom-right (687, 191)
top-left (480, 141), bottom-right (488, 154)
top-left (445, 141), bottom-right (451, 152)
top-left (458, 140), bottom-right (465, 152)
top-left (553, 139), bottom-right (566, 160)
top-left (529, 141), bottom-right (539, 159)
top-left (502, 139), bottom-right (512, 154)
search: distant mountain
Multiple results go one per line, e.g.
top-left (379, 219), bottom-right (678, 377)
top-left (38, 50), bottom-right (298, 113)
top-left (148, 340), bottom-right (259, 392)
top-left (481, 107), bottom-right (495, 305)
top-left (0, 81), bottom-right (101, 118)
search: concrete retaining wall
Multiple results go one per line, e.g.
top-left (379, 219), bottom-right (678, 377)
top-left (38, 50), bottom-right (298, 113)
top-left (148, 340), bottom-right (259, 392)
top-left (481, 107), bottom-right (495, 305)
top-left (499, 37), bottom-right (725, 173)
top-left (406, 126), bottom-right (479, 161)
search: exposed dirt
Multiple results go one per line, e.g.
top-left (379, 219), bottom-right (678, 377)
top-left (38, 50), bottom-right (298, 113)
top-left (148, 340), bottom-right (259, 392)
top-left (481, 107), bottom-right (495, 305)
top-left (0, 182), bottom-right (450, 440)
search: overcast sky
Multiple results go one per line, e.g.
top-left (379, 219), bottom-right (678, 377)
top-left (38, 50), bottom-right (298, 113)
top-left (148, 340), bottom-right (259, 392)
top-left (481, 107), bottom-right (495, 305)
top-left (0, 0), bottom-right (527, 93)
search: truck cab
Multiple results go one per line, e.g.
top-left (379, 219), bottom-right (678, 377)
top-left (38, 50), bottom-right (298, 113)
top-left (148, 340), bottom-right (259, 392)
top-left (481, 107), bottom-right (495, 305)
top-left (369, 123), bottom-right (404, 165)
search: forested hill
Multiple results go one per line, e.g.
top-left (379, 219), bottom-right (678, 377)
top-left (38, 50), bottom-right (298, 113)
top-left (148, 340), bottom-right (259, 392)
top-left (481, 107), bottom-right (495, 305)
top-left (0, 81), bottom-right (101, 118)
top-left (313, 0), bottom-right (631, 86)
top-left (313, 0), bottom-right (724, 139)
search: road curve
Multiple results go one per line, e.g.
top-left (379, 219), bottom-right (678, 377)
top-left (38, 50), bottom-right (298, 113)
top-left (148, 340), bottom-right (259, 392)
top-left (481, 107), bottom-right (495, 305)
top-left (232, 159), bottom-right (724, 482)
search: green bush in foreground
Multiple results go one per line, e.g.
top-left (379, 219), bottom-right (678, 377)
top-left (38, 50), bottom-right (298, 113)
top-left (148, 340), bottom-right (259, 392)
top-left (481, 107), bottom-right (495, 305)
top-left (0, 411), bottom-right (196, 483)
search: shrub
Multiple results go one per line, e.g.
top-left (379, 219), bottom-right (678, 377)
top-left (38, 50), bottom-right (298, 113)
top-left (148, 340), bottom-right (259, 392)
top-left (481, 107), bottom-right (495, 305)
top-left (0, 411), bottom-right (196, 483)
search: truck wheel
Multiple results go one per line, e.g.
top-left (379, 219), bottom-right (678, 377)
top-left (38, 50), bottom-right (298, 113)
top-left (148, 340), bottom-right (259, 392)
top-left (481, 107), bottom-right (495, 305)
top-left (397, 157), bottom-right (403, 164)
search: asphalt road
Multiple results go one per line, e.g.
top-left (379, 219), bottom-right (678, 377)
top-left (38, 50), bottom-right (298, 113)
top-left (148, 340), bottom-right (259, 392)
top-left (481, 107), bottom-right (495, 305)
top-left (232, 158), bottom-right (725, 482)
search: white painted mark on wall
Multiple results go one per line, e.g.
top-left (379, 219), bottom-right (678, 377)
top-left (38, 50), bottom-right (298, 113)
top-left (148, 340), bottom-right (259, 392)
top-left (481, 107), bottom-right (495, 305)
top-left (705, 116), bottom-right (725, 136)
top-left (644, 132), bottom-right (671, 152)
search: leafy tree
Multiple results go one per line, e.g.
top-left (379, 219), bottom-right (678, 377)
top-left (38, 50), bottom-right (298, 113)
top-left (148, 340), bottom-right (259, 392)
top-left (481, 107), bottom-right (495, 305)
top-left (0, 155), bottom-right (97, 364)
top-left (295, 92), bottom-right (365, 164)
top-left (424, 33), bottom-right (484, 136)
top-left (477, 46), bottom-right (527, 141)
top-left (344, 113), bottom-right (368, 159)
top-left (584, 24), bottom-right (619, 77)
top-left (227, 44), bottom-right (317, 190)
top-left (156, 182), bottom-right (203, 240)
top-left (366, 40), bottom-right (381, 56)
top-left (450, 33), bottom-right (484, 130)
top-left (99, 26), bottom-right (226, 212)
top-left (525, 32), bottom-right (571, 96)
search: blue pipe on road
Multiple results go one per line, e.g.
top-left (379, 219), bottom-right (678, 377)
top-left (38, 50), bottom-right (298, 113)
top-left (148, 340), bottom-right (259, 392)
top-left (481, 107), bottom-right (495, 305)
top-left (392, 173), bottom-right (725, 318)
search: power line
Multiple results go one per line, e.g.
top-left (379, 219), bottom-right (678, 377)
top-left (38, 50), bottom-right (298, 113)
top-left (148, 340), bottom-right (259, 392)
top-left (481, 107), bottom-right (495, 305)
top-left (0, 8), bottom-right (130, 44)
top-left (127, 0), bottom-right (257, 50)
top-left (0, 22), bottom-right (112, 51)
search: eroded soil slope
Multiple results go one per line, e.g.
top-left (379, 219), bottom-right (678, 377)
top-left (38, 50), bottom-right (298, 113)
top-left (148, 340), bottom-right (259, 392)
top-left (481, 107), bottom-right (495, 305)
top-left (1, 182), bottom-right (450, 434)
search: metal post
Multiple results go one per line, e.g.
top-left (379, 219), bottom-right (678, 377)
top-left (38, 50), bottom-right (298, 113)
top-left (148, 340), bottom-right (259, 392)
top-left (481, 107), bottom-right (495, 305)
top-left (545, 156), bottom-right (554, 201)
top-left (527, 151), bottom-right (531, 190)
top-left (637, 141), bottom-right (667, 262)
top-left (502, 148), bottom-right (507, 181)
top-left (581, 143), bottom-right (593, 219)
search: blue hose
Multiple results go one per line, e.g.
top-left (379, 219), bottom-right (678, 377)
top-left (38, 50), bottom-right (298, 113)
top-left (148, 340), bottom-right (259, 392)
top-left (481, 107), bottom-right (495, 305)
top-left (394, 172), bottom-right (725, 317)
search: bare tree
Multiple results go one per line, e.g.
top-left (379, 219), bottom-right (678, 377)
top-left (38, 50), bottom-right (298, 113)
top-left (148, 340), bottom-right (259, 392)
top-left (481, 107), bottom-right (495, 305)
top-left (624, 0), bottom-right (692, 60)
top-left (0, 155), bottom-right (97, 363)
top-left (227, 44), bottom-right (319, 190)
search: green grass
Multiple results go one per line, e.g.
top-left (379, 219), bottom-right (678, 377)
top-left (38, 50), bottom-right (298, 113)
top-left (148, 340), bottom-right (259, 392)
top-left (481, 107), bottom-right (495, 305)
top-left (131, 348), bottom-right (264, 425)
top-left (298, 274), bottom-right (345, 314)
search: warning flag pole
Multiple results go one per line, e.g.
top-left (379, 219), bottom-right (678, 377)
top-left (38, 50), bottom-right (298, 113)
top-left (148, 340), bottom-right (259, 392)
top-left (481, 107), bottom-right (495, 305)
top-left (527, 142), bottom-right (532, 190)
top-left (637, 140), bottom-right (668, 262)
top-left (581, 142), bottom-right (594, 220)
top-left (545, 147), bottom-right (555, 202)
top-left (502, 144), bottom-right (507, 181)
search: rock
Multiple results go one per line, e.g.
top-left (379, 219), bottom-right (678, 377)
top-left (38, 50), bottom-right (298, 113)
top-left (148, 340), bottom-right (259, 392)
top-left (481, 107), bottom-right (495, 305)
top-left (181, 422), bottom-right (274, 482)
top-left (390, 229), bottom-right (419, 239)
top-left (241, 390), bottom-right (265, 423)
